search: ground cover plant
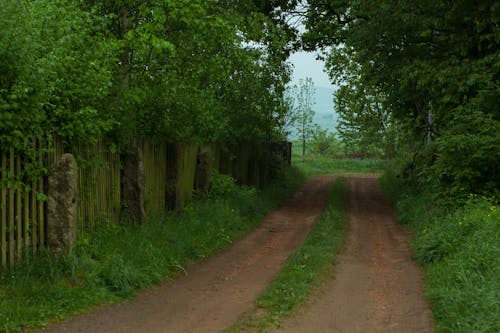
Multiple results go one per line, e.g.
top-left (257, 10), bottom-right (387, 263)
top-left (293, 155), bottom-right (387, 177)
top-left (380, 169), bottom-right (500, 333)
top-left (0, 168), bottom-right (305, 332)
top-left (291, 142), bottom-right (387, 176)
top-left (227, 177), bottom-right (347, 333)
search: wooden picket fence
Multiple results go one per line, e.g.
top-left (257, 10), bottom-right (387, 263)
top-left (75, 140), bottom-right (121, 230)
top-left (0, 139), bottom-right (63, 267)
top-left (0, 138), bottom-right (292, 268)
top-left (141, 140), bottom-right (168, 217)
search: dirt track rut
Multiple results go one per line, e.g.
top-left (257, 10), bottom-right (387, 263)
top-left (273, 175), bottom-right (433, 333)
top-left (37, 175), bottom-right (336, 333)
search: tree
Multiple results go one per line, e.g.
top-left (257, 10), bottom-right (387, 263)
top-left (1, 0), bottom-right (299, 152)
top-left (293, 78), bottom-right (316, 156)
top-left (300, 0), bottom-right (499, 195)
top-left (77, 0), bottom-right (296, 143)
top-left (0, 0), bottom-right (116, 149)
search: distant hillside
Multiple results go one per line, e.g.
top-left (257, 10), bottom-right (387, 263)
top-left (286, 85), bottom-right (338, 139)
top-left (313, 85), bottom-right (338, 133)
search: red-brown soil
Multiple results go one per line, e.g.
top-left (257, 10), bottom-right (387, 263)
top-left (36, 175), bottom-right (336, 333)
top-left (272, 175), bottom-right (433, 333)
top-left (35, 174), bottom-right (433, 333)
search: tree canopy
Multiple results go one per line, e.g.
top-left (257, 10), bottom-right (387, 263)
top-left (2, 0), bottom-right (498, 197)
top-left (302, 0), bottom-right (499, 196)
top-left (0, 0), bottom-right (300, 150)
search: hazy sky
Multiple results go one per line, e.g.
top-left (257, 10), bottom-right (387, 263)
top-left (288, 50), bottom-right (333, 89)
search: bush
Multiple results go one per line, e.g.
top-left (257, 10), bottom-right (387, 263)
top-left (208, 172), bottom-right (239, 199)
top-left (309, 128), bottom-right (343, 157)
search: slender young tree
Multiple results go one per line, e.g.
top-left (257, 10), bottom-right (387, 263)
top-left (294, 78), bottom-right (316, 156)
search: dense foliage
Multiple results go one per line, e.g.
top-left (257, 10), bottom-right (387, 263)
top-left (296, 2), bottom-right (499, 331)
top-left (302, 0), bottom-right (499, 197)
top-left (0, 0), bottom-right (116, 148)
top-left (0, 0), bottom-right (299, 150)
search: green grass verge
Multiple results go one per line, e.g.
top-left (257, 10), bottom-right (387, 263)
top-left (291, 152), bottom-right (387, 177)
top-left (290, 141), bottom-right (387, 176)
top-left (227, 177), bottom-right (347, 333)
top-left (380, 171), bottom-right (500, 333)
top-left (0, 168), bottom-right (305, 333)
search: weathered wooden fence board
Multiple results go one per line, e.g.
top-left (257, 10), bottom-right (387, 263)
top-left (1, 139), bottom-right (291, 268)
top-left (76, 140), bottom-right (121, 230)
top-left (1, 151), bottom-right (7, 267)
top-left (142, 140), bottom-right (167, 217)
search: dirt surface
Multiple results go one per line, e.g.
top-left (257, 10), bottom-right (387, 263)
top-left (273, 175), bottom-right (433, 333)
top-left (36, 175), bottom-right (336, 333)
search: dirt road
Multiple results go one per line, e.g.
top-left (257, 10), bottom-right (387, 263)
top-left (37, 175), bottom-right (336, 333)
top-left (273, 175), bottom-right (433, 333)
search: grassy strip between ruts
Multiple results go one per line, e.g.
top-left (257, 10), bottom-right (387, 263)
top-left (226, 177), bottom-right (347, 333)
top-left (0, 168), bottom-right (306, 333)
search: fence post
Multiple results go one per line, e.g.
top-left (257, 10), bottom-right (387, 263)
top-left (195, 144), bottom-right (215, 198)
top-left (47, 154), bottom-right (78, 254)
top-left (122, 140), bottom-right (146, 224)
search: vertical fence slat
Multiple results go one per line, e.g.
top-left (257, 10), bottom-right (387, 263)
top-left (38, 147), bottom-right (44, 248)
top-left (24, 181), bottom-right (30, 253)
top-left (98, 141), bottom-right (103, 223)
top-left (8, 148), bottom-right (15, 266)
top-left (113, 148), bottom-right (120, 224)
top-left (15, 154), bottom-right (22, 260)
top-left (1, 151), bottom-right (7, 267)
top-left (90, 160), bottom-right (95, 230)
top-left (31, 179), bottom-right (37, 254)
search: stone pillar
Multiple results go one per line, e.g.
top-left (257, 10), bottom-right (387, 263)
top-left (47, 153), bottom-right (78, 254)
top-left (195, 144), bottom-right (214, 198)
top-left (123, 141), bottom-right (146, 224)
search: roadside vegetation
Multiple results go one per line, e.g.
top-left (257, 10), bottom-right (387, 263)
top-left (291, 139), bottom-right (387, 177)
top-left (381, 165), bottom-right (499, 333)
top-left (0, 169), bottom-right (305, 333)
top-left (299, 2), bottom-right (499, 331)
top-left (228, 177), bottom-right (347, 333)
top-left (1, 1), bottom-right (497, 332)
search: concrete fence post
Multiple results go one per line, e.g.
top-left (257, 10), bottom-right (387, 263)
top-left (122, 141), bottom-right (146, 224)
top-left (195, 144), bottom-right (217, 198)
top-left (47, 153), bottom-right (78, 254)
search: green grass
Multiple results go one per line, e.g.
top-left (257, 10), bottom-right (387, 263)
top-left (0, 168), bottom-right (306, 333)
top-left (292, 153), bottom-right (387, 177)
top-left (380, 171), bottom-right (500, 333)
top-left (227, 177), bottom-right (347, 333)
top-left (290, 140), bottom-right (388, 176)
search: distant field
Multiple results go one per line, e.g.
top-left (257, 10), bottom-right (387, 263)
top-left (290, 143), bottom-right (387, 176)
